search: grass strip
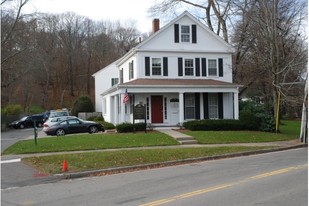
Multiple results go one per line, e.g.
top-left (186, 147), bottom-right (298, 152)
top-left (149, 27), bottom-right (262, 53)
top-left (23, 146), bottom-right (273, 174)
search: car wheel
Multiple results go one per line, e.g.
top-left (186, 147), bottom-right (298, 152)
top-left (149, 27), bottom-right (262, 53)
top-left (56, 129), bottom-right (65, 136)
top-left (88, 126), bottom-right (98, 134)
top-left (19, 124), bottom-right (25, 129)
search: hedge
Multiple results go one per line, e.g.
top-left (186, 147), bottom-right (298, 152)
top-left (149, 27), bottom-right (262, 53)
top-left (116, 122), bottom-right (146, 133)
top-left (183, 119), bottom-right (245, 131)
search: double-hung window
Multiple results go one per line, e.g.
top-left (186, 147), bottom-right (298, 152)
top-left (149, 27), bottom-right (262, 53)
top-left (152, 58), bottom-right (161, 75)
top-left (208, 59), bottom-right (217, 76)
top-left (129, 61), bottom-right (134, 80)
top-left (185, 93), bottom-right (195, 119)
top-left (181, 25), bottom-right (190, 43)
top-left (184, 59), bottom-right (194, 76)
top-left (208, 93), bottom-right (218, 119)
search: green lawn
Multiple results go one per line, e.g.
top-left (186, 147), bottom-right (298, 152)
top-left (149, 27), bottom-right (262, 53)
top-left (23, 146), bottom-right (273, 174)
top-left (4, 120), bottom-right (301, 175)
top-left (183, 120), bottom-right (300, 144)
top-left (3, 132), bottom-right (179, 155)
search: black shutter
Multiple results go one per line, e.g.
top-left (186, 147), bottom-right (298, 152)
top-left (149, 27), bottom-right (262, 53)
top-left (203, 93), bottom-right (209, 119)
top-left (219, 58), bottom-right (223, 77)
top-left (195, 58), bottom-right (200, 76)
top-left (195, 93), bottom-right (200, 119)
top-left (174, 24), bottom-right (179, 43)
top-left (178, 58), bottom-right (183, 76)
top-left (145, 57), bottom-right (150, 76)
top-left (163, 57), bottom-right (168, 76)
top-left (202, 58), bottom-right (207, 76)
top-left (218, 93), bottom-right (223, 119)
top-left (192, 25), bottom-right (197, 43)
top-left (183, 94), bottom-right (186, 120)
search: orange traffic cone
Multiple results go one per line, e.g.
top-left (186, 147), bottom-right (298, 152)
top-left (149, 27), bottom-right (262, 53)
top-left (62, 159), bottom-right (68, 172)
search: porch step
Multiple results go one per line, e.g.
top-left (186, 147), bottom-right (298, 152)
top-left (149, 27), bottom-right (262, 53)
top-left (155, 129), bottom-right (198, 145)
top-left (179, 139), bottom-right (199, 145)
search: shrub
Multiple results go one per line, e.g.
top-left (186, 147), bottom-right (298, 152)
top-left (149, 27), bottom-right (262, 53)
top-left (183, 119), bottom-right (244, 131)
top-left (71, 96), bottom-right (94, 116)
top-left (239, 110), bottom-right (260, 130)
top-left (100, 121), bottom-right (115, 130)
top-left (116, 122), bottom-right (147, 133)
top-left (28, 105), bottom-right (45, 114)
top-left (134, 122), bottom-right (146, 131)
top-left (240, 101), bottom-right (275, 132)
top-left (3, 104), bottom-right (23, 115)
top-left (116, 122), bottom-right (134, 133)
top-left (87, 116), bottom-right (104, 122)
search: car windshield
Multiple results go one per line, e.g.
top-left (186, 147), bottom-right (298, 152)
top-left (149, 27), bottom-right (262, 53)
top-left (49, 111), bottom-right (69, 118)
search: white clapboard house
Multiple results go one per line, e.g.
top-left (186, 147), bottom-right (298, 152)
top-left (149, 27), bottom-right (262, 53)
top-left (92, 11), bottom-right (241, 126)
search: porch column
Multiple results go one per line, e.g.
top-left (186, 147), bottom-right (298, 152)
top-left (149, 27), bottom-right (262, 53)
top-left (120, 93), bottom-right (125, 123)
top-left (179, 92), bottom-right (184, 124)
top-left (234, 91), bottom-right (239, 119)
top-left (114, 95), bottom-right (119, 124)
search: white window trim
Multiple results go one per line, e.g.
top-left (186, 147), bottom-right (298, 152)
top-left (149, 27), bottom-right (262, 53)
top-left (180, 25), bottom-right (191, 43)
top-left (208, 59), bottom-right (218, 77)
top-left (151, 57), bottom-right (162, 76)
top-left (184, 58), bottom-right (195, 76)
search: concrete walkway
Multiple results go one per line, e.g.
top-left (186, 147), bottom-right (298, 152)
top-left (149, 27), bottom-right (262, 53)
top-left (155, 128), bottom-right (198, 144)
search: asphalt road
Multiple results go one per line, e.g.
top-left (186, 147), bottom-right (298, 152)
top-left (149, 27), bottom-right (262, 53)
top-left (2, 148), bottom-right (307, 206)
top-left (1, 128), bottom-right (37, 152)
top-left (1, 128), bottom-right (58, 190)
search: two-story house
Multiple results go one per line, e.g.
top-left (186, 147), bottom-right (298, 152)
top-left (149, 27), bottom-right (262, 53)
top-left (92, 11), bottom-right (241, 126)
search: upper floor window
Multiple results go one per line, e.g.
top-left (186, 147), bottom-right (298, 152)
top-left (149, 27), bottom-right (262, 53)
top-left (129, 60), bottom-right (134, 80)
top-left (181, 25), bottom-right (190, 42)
top-left (152, 58), bottom-right (161, 75)
top-left (184, 59), bottom-right (194, 76)
top-left (208, 59), bottom-right (217, 76)
top-left (111, 78), bottom-right (119, 87)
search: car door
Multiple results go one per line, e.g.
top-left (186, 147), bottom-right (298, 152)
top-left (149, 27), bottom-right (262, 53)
top-left (67, 119), bottom-right (86, 134)
top-left (25, 116), bottom-right (34, 127)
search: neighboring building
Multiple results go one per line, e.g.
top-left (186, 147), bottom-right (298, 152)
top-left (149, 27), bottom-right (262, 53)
top-left (92, 11), bottom-right (241, 126)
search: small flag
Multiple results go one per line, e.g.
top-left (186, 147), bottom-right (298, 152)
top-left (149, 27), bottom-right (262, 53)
top-left (123, 89), bottom-right (129, 104)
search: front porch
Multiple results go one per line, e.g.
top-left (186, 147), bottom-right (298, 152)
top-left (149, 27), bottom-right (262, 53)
top-left (103, 90), bottom-right (239, 126)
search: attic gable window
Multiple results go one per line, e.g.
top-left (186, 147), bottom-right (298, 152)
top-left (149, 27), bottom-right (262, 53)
top-left (181, 25), bottom-right (190, 42)
top-left (175, 24), bottom-right (196, 43)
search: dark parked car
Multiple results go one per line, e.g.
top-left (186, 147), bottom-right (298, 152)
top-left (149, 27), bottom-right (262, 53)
top-left (44, 117), bottom-right (104, 136)
top-left (9, 114), bottom-right (45, 129)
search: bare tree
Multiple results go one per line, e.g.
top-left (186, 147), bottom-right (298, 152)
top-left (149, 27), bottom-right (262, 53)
top-left (232, 0), bottom-right (307, 117)
top-left (148, 0), bottom-right (232, 42)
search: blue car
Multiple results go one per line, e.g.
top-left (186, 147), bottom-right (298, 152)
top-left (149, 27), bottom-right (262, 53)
top-left (44, 117), bottom-right (104, 136)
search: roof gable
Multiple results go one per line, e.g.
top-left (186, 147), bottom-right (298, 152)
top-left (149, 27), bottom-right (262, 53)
top-left (136, 11), bottom-right (234, 53)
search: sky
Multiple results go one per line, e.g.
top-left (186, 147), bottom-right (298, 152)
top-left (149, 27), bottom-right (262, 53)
top-left (22, 0), bottom-right (158, 33)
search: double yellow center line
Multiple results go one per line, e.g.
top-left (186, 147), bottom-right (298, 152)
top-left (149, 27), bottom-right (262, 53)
top-left (140, 164), bottom-right (308, 206)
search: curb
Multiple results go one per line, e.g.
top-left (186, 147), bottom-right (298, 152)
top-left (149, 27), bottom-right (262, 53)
top-left (55, 143), bottom-right (307, 180)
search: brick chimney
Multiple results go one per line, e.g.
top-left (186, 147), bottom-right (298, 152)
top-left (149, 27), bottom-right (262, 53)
top-left (152, 19), bottom-right (160, 33)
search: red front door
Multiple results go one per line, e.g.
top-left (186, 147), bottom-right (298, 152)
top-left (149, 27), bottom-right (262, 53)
top-left (151, 95), bottom-right (163, 123)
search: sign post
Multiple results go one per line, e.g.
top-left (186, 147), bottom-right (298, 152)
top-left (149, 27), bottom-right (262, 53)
top-left (133, 103), bottom-right (146, 133)
top-left (33, 120), bottom-right (38, 145)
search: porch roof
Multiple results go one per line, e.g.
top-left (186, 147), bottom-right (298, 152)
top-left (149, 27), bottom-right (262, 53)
top-left (121, 78), bottom-right (241, 87)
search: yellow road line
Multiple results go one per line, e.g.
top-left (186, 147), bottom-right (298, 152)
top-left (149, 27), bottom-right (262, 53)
top-left (139, 164), bottom-right (307, 206)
